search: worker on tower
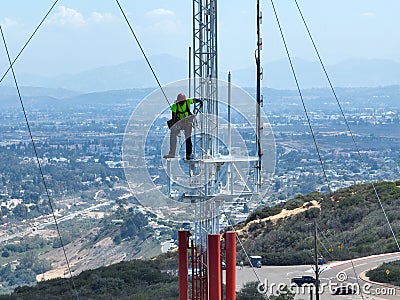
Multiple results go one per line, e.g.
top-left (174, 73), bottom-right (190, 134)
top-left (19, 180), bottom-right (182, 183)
top-left (163, 93), bottom-right (202, 160)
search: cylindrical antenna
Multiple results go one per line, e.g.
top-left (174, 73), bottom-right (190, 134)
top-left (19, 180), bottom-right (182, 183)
top-left (208, 234), bottom-right (222, 300)
top-left (228, 72), bottom-right (232, 155)
top-left (225, 231), bottom-right (237, 300)
top-left (228, 72), bottom-right (233, 194)
top-left (178, 231), bottom-right (189, 300)
top-left (188, 46), bottom-right (192, 98)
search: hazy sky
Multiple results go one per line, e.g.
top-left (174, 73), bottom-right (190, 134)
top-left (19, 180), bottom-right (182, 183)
top-left (1, 0), bottom-right (399, 76)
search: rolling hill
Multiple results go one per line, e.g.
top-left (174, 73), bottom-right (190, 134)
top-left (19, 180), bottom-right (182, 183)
top-left (237, 180), bottom-right (400, 265)
top-left (1, 180), bottom-right (400, 299)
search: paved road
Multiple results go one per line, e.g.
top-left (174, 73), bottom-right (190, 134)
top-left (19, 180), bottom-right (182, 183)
top-left (231, 252), bottom-right (400, 299)
top-left (0, 201), bottom-right (112, 243)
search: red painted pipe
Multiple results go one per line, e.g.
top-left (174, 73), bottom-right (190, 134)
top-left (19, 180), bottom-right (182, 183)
top-left (191, 240), bottom-right (195, 300)
top-left (208, 234), bottom-right (221, 300)
top-left (225, 231), bottom-right (236, 300)
top-left (178, 230), bottom-right (189, 300)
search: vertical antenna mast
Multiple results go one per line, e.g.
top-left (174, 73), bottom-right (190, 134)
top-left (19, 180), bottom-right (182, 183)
top-left (314, 220), bottom-right (320, 300)
top-left (255, 0), bottom-right (263, 190)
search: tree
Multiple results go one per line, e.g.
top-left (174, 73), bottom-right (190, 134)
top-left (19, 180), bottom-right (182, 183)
top-left (237, 281), bottom-right (266, 300)
top-left (12, 204), bottom-right (28, 219)
top-left (270, 285), bottom-right (295, 300)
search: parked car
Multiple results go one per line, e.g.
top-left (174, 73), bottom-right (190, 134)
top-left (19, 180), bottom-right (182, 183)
top-left (188, 268), bottom-right (200, 277)
top-left (291, 275), bottom-right (318, 287)
top-left (332, 285), bottom-right (356, 295)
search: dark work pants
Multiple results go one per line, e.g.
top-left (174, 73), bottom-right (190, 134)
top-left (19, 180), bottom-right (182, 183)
top-left (168, 118), bottom-right (193, 158)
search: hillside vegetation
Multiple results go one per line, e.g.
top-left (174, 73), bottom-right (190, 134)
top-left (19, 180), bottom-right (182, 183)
top-left (238, 180), bottom-right (400, 265)
top-left (0, 259), bottom-right (179, 300)
top-left (2, 180), bottom-right (400, 299)
top-left (366, 260), bottom-right (400, 286)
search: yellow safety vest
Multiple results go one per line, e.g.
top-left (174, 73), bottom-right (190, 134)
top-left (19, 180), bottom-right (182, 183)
top-left (172, 98), bottom-right (194, 120)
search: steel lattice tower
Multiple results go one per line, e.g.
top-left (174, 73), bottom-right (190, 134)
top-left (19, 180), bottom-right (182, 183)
top-left (192, 0), bottom-right (220, 247)
top-left (176, 1), bottom-right (264, 299)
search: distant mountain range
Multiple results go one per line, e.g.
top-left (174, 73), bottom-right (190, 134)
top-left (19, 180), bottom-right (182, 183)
top-left (235, 58), bottom-right (400, 89)
top-left (3, 54), bottom-right (400, 92)
top-left (1, 84), bottom-right (399, 111)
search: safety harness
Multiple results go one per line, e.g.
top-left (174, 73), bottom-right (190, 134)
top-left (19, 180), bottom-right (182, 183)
top-left (176, 99), bottom-right (193, 120)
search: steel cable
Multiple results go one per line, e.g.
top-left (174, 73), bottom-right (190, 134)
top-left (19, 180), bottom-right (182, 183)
top-left (0, 25), bottom-right (80, 300)
top-left (0, 0), bottom-right (60, 85)
top-left (269, 1), bottom-right (365, 298)
top-left (114, 0), bottom-right (171, 107)
top-left (293, 0), bottom-right (400, 253)
top-left (224, 212), bottom-right (271, 300)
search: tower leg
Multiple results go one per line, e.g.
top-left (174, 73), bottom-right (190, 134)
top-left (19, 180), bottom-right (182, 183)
top-left (208, 234), bottom-right (221, 300)
top-left (225, 231), bottom-right (236, 300)
top-left (178, 230), bottom-right (189, 300)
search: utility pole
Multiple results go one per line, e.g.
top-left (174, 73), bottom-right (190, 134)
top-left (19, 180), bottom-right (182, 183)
top-left (314, 220), bottom-right (320, 300)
